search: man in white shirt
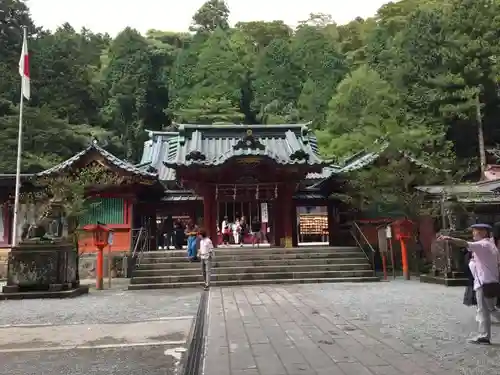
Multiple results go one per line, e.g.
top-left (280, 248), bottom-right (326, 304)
top-left (198, 229), bottom-right (214, 290)
top-left (439, 223), bottom-right (500, 344)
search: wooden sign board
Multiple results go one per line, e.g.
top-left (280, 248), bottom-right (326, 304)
top-left (378, 227), bottom-right (388, 253)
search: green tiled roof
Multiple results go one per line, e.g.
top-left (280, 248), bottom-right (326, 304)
top-left (138, 125), bottom-right (336, 183)
top-left (338, 142), bottom-right (448, 173)
top-left (163, 124), bottom-right (327, 168)
top-left (138, 131), bottom-right (179, 181)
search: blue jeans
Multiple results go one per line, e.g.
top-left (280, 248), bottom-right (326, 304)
top-left (187, 236), bottom-right (197, 258)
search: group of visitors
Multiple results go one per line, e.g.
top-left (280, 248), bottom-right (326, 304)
top-left (155, 214), bottom-right (267, 291)
top-left (159, 215), bottom-right (267, 250)
top-left (178, 220), bottom-right (213, 290)
top-left (439, 223), bottom-right (500, 345)
top-left (158, 215), bottom-right (188, 250)
top-left (220, 216), bottom-right (265, 247)
top-left (220, 216), bottom-right (246, 246)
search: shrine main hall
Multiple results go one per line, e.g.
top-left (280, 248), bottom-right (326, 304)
top-left (0, 123), bottom-right (384, 250)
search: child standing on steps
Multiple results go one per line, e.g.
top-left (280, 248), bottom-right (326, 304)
top-left (198, 229), bottom-right (214, 290)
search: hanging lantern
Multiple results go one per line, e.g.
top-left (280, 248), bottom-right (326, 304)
top-left (233, 185), bottom-right (237, 201)
top-left (215, 185), bottom-right (219, 200)
top-left (255, 184), bottom-right (259, 200)
top-left (274, 184), bottom-right (278, 198)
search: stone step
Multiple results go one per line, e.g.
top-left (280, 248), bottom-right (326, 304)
top-left (139, 252), bottom-right (365, 264)
top-left (128, 276), bottom-right (380, 290)
top-left (137, 257), bottom-right (370, 270)
top-left (141, 246), bottom-right (360, 258)
top-left (130, 270), bottom-right (374, 284)
top-left (133, 263), bottom-right (373, 277)
top-left (419, 274), bottom-right (469, 287)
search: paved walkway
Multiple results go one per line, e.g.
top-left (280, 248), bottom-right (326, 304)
top-left (0, 288), bottom-right (201, 375)
top-left (204, 281), bottom-right (500, 375)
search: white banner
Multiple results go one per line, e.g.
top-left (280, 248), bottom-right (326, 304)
top-left (261, 203), bottom-right (268, 223)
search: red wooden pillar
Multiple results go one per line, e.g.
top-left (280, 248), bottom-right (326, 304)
top-left (327, 201), bottom-right (340, 246)
top-left (202, 186), bottom-right (217, 248)
top-left (280, 184), bottom-right (294, 248)
top-left (145, 203), bottom-right (157, 251)
top-left (272, 200), bottom-right (282, 247)
top-left (291, 200), bottom-right (298, 247)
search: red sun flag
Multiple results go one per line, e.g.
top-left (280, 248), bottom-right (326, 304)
top-left (18, 31), bottom-right (30, 100)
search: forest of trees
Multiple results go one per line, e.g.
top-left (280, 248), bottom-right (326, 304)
top-left (1, 0), bottom-right (500, 212)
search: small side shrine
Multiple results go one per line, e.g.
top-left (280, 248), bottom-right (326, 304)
top-left (0, 142), bottom-right (163, 252)
top-left (416, 179), bottom-right (500, 286)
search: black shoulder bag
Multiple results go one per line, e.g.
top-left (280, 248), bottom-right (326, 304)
top-left (477, 259), bottom-right (500, 298)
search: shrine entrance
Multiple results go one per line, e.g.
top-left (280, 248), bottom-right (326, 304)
top-left (214, 182), bottom-right (277, 246)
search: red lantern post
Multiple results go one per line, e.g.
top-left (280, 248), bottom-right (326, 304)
top-left (393, 219), bottom-right (414, 280)
top-left (82, 224), bottom-right (111, 290)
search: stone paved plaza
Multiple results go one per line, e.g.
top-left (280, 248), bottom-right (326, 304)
top-left (204, 280), bottom-right (500, 375)
top-left (0, 287), bottom-right (201, 375)
top-left (1, 280), bottom-right (500, 374)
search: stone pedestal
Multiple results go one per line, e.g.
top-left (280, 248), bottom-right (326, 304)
top-left (1, 240), bottom-right (88, 299)
top-left (419, 230), bottom-right (468, 287)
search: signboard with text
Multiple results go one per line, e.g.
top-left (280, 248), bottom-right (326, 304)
top-left (261, 203), bottom-right (269, 223)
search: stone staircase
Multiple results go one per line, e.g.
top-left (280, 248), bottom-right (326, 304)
top-left (128, 246), bottom-right (379, 290)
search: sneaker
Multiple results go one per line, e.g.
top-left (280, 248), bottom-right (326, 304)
top-left (468, 337), bottom-right (491, 345)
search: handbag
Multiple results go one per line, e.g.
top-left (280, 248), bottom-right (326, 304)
top-left (463, 285), bottom-right (477, 306)
top-left (482, 282), bottom-right (500, 298)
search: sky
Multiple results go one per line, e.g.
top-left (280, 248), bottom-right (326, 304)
top-left (27, 0), bottom-right (393, 36)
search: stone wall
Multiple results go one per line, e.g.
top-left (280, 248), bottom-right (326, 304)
top-left (78, 252), bottom-right (129, 279)
top-left (1, 249), bottom-right (130, 281)
top-left (0, 249), bottom-right (8, 279)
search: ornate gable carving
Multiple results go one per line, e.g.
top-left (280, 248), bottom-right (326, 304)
top-left (146, 165), bottom-right (158, 173)
top-left (186, 150), bottom-right (206, 162)
top-left (290, 149), bottom-right (310, 161)
top-left (233, 129), bottom-right (265, 151)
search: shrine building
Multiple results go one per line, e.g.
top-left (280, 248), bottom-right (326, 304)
top-left (0, 123), bottom-right (441, 255)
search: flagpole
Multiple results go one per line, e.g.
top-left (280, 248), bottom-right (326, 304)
top-left (12, 26), bottom-right (27, 247)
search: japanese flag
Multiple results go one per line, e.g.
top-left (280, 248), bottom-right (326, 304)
top-left (19, 31), bottom-right (30, 100)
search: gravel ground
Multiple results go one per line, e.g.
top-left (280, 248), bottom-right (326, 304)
top-left (0, 345), bottom-right (181, 375)
top-left (0, 288), bottom-right (201, 375)
top-left (0, 288), bottom-right (201, 326)
top-left (3, 280), bottom-right (499, 374)
top-left (288, 280), bottom-right (500, 374)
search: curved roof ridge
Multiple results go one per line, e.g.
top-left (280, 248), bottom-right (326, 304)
top-left (36, 143), bottom-right (157, 178)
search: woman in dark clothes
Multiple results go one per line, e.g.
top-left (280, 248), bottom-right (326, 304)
top-left (174, 219), bottom-right (185, 250)
top-left (494, 222), bottom-right (500, 308)
top-left (462, 249), bottom-right (477, 307)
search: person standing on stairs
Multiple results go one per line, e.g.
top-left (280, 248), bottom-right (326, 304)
top-left (164, 215), bottom-right (174, 250)
top-left (233, 218), bottom-right (241, 246)
top-left (173, 219), bottom-right (184, 250)
top-left (221, 216), bottom-right (230, 246)
top-left (240, 216), bottom-right (248, 247)
top-left (198, 229), bottom-right (214, 290)
top-left (186, 220), bottom-right (199, 261)
top-left (251, 216), bottom-right (264, 248)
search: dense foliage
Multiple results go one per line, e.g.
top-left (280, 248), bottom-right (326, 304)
top-left (2, 0), bottom-right (499, 214)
